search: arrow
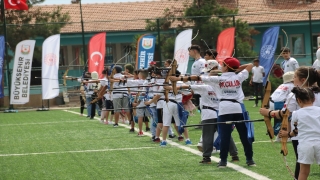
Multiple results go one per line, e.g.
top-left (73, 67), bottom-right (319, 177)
top-left (182, 119), bottom-right (265, 127)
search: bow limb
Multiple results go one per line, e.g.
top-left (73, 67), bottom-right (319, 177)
top-left (261, 81), bottom-right (274, 139)
top-left (280, 108), bottom-right (290, 156)
top-left (62, 66), bottom-right (71, 103)
top-left (109, 68), bottom-right (117, 92)
top-left (171, 60), bottom-right (178, 95)
top-left (164, 59), bottom-right (178, 102)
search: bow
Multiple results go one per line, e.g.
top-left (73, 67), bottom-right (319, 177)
top-left (62, 58), bottom-right (78, 103)
top-left (164, 59), bottom-right (178, 102)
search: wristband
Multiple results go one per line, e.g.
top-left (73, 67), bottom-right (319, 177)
top-left (268, 110), bottom-right (272, 119)
top-left (181, 77), bottom-right (183, 81)
top-left (288, 132), bottom-right (292, 138)
top-left (278, 111), bottom-right (283, 119)
top-left (188, 76), bottom-right (191, 81)
top-left (197, 75), bottom-right (200, 81)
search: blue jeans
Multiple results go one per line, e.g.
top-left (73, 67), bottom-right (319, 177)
top-left (218, 113), bottom-right (253, 162)
top-left (149, 106), bottom-right (157, 136)
top-left (86, 97), bottom-right (92, 117)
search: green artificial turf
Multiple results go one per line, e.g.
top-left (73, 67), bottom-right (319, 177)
top-left (0, 101), bottom-right (319, 180)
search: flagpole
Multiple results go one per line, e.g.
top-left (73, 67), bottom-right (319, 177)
top-left (1, 0), bottom-right (14, 110)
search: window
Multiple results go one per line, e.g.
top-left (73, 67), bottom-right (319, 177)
top-left (105, 46), bottom-right (114, 65)
top-left (122, 44), bottom-right (134, 64)
top-left (72, 46), bottom-right (85, 66)
top-left (59, 46), bottom-right (68, 66)
top-left (312, 34), bottom-right (320, 57)
top-left (275, 35), bottom-right (283, 56)
top-left (290, 34), bottom-right (305, 57)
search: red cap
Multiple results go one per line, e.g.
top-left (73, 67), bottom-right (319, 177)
top-left (149, 61), bottom-right (157, 65)
top-left (223, 57), bottom-right (240, 70)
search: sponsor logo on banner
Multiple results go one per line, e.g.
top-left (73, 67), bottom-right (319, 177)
top-left (142, 38), bottom-right (154, 49)
top-left (21, 45), bottom-right (30, 54)
top-left (10, 40), bottom-right (36, 104)
top-left (174, 49), bottom-right (189, 63)
top-left (44, 53), bottom-right (57, 66)
top-left (260, 45), bottom-right (275, 60)
top-left (136, 34), bottom-right (156, 69)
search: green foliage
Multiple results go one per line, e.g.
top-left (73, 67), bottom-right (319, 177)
top-left (143, 0), bottom-right (259, 61)
top-left (0, 1), bottom-right (70, 64)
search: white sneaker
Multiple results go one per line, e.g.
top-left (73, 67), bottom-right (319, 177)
top-left (125, 120), bottom-right (130, 124)
top-left (253, 104), bottom-right (257, 107)
top-left (108, 121), bottom-right (114, 125)
top-left (212, 147), bottom-right (220, 154)
top-left (100, 120), bottom-right (104, 124)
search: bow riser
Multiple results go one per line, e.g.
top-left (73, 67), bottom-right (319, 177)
top-left (261, 80), bottom-right (274, 139)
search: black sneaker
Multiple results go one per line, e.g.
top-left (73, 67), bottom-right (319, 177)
top-left (231, 156), bottom-right (239, 162)
top-left (217, 161), bottom-right (227, 168)
top-left (199, 157), bottom-right (212, 164)
top-left (146, 127), bottom-right (150, 132)
top-left (169, 135), bottom-right (176, 138)
top-left (113, 124), bottom-right (119, 127)
top-left (153, 138), bottom-right (160, 143)
top-left (246, 160), bottom-right (256, 166)
top-left (178, 136), bottom-right (184, 141)
top-left (151, 136), bottom-right (155, 141)
top-left (129, 128), bottom-right (134, 132)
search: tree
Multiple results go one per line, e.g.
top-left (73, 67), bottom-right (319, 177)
top-left (144, 0), bottom-right (259, 61)
top-left (0, 0), bottom-right (70, 107)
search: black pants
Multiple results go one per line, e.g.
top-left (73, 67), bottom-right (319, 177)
top-left (80, 96), bottom-right (85, 114)
top-left (253, 82), bottom-right (263, 105)
top-left (202, 119), bottom-right (216, 158)
top-left (292, 140), bottom-right (300, 179)
top-left (91, 103), bottom-right (96, 118)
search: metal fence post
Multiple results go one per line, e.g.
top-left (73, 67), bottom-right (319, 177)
top-left (233, 15), bottom-right (237, 58)
top-left (309, 11), bottom-right (314, 64)
top-left (157, 19), bottom-right (162, 66)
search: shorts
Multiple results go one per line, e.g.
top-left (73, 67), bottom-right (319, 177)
top-left (162, 101), bottom-right (180, 127)
top-left (105, 100), bottom-right (114, 114)
top-left (297, 141), bottom-right (320, 164)
top-left (113, 97), bottom-right (130, 112)
top-left (136, 107), bottom-right (151, 118)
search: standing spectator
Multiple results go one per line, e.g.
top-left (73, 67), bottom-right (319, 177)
top-left (189, 45), bottom-right (206, 76)
top-left (280, 47), bottom-right (299, 73)
top-left (312, 49), bottom-right (320, 70)
top-left (250, 59), bottom-right (265, 107)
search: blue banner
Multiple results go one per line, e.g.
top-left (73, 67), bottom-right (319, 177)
top-left (259, 26), bottom-right (279, 86)
top-left (136, 34), bottom-right (156, 69)
top-left (0, 36), bottom-right (5, 98)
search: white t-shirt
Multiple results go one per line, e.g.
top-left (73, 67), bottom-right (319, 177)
top-left (281, 57), bottom-right (299, 73)
top-left (86, 82), bottom-right (98, 97)
top-left (270, 82), bottom-right (294, 102)
top-left (112, 73), bottom-right (128, 98)
top-left (191, 85), bottom-right (219, 120)
top-left (312, 59), bottom-right (320, 70)
top-left (191, 58), bottom-right (206, 75)
top-left (100, 77), bottom-right (108, 87)
top-left (201, 70), bottom-right (249, 115)
top-left (292, 106), bottom-right (320, 142)
top-left (126, 79), bottom-right (144, 107)
top-left (285, 92), bottom-right (320, 140)
top-left (251, 66), bottom-right (265, 83)
top-left (153, 78), bottom-right (165, 109)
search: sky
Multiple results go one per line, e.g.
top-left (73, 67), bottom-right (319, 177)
top-left (39, 0), bottom-right (155, 5)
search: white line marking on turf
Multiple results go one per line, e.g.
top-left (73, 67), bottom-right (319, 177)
top-left (0, 147), bottom-right (155, 157)
top-left (64, 110), bottom-right (271, 180)
top-left (0, 120), bottom-right (93, 126)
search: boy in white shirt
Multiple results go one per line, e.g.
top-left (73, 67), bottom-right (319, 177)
top-left (280, 47), bottom-right (299, 73)
top-left (249, 59), bottom-right (265, 107)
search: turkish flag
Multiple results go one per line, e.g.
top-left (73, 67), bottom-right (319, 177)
top-left (88, 32), bottom-right (106, 78)
top-left (216, 27), bottom-right (235, 64)
top-left (4, 0), bottom-right (29, 10)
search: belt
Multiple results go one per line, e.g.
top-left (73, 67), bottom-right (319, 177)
top-left (157, 98), bottom-right (178, 104)
top-left (220, 99), bottom-right (239, 103)
top-left (113, 92), bottom-right (128, 95)
top-left (202, 105), bottom-right (217, 112)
